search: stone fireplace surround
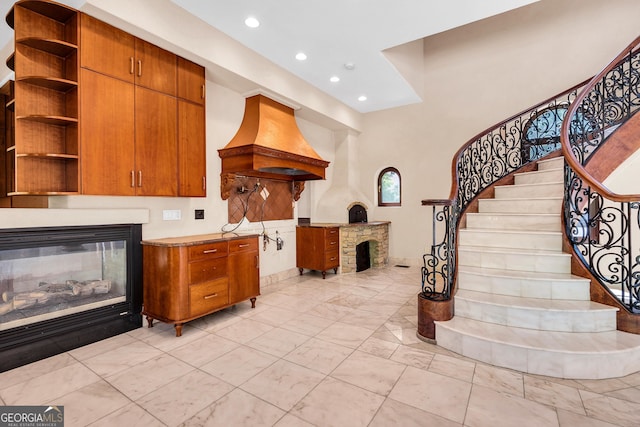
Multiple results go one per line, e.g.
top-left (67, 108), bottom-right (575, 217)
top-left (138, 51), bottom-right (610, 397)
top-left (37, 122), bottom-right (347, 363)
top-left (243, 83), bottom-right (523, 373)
top-left (339, 221), bottom-right (390, 273)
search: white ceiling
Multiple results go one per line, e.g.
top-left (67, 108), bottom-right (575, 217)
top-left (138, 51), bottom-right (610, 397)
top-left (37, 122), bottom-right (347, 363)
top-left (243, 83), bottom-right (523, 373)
top-left (0, 0), bottom-right (539, 113)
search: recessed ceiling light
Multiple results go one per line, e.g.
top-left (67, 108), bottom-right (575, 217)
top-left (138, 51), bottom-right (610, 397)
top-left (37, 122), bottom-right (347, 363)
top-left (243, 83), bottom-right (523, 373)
top-left (358, 95), bottom-right (367, 102)
top-left (244, 16), bottom-right (260, 28)
top-left (344, 62), bottom-right (355, 70)
top-left (329, 76), bottom-right (340, 83)
top-left (295, 52), bottom-right (307, 61)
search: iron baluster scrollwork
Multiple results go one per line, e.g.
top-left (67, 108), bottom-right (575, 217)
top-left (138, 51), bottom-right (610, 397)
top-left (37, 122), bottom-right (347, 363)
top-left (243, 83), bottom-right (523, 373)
top-left (562, 37), bottom-right (640, 313)
top-left (421, 200), bottom-right (457, 301)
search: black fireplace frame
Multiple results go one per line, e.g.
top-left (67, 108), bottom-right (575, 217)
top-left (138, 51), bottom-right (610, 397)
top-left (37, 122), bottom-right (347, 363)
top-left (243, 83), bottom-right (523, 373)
top-left (0, 224), bottom-right (143, 372)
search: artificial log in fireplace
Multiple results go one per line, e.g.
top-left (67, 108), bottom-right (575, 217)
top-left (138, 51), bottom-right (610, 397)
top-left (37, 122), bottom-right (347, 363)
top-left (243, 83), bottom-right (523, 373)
top-left (0, 224), bottom-right (142, 372)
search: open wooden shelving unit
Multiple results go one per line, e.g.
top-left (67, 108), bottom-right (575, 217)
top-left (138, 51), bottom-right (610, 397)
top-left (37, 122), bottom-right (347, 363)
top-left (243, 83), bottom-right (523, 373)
top-left (5, 0), bottom-right (79, 195)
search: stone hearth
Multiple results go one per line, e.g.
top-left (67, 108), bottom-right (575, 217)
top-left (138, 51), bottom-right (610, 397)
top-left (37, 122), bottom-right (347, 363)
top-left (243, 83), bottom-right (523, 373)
top-left (339, 222), bottom-right (390, 273)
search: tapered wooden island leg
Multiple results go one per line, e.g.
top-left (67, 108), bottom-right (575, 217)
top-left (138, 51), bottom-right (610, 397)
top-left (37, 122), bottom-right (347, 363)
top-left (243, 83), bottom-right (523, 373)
top-left (250, 297), bottom-right (256, 308)
top-left (146, 316), bottom-right (154, 328)
top-left (174, 323), bottom-right (183, 337)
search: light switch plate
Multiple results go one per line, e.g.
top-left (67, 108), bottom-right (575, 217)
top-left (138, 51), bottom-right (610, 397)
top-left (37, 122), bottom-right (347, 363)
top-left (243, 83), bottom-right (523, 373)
top-left (162, 209), bottom-right (181, 221)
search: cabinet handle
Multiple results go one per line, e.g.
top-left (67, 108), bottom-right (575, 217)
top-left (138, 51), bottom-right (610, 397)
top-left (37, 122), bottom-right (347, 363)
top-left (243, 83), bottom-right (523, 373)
top-left (130, 57), bottom-right (134, 74)
top-left (238, 244), bottom-right (250, 248)
top-left (130, 170), bottom-right (135, 187)
top-left (329, 230), bottom-right (337, 234)
top-left (203, 293), bottom-right (218, 300)
top-left (202, 249), bottom-right (217, 254)
top-left (138, 170), bottom-right (142, 187)
top-left (330, 257), bottom-right (337, 261)
top-left (201, 84), bottom-right (205, 99)
top-left (202, 176), bottom-right (206, 190)
top-left (202, 266), bottom-right (216, 272)
top-left (137, 59), bottom-right (142, 77)
top-left (330, 241), bottom-right (337, 245)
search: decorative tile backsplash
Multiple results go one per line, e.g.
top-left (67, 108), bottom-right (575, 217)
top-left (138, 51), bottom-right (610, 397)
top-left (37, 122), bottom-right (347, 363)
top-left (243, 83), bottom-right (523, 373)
top-left (227, 177), bottom-right (294, 223)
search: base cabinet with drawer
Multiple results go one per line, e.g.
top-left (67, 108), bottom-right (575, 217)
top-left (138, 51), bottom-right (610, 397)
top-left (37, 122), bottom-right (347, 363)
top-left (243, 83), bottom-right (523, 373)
top-left (296, 225), bottom-right (340, 279)
top-left (142, 233), bottom-right (259, 336)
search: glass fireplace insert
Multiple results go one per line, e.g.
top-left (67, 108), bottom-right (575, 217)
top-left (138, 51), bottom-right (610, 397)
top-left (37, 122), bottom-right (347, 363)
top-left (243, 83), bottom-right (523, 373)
top-left (0, 224), bottom-right (142, 372)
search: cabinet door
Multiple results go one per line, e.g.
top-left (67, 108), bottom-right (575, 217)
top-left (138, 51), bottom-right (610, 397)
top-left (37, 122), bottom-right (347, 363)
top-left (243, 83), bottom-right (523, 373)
top-left (134, 86), bottom-right (177, 196)
top-left (228, 239), bottom-right (260, 304)
top-left (177, 57), bottom-right (205, 105)
top-left (135, 38), bottom-right (176, 96)
top-left (80, 68), bottom-right (135, 195)
top-left (80, 13), bottom-right (135, 83)
top-left (178, 100), bottom-right (206, 197)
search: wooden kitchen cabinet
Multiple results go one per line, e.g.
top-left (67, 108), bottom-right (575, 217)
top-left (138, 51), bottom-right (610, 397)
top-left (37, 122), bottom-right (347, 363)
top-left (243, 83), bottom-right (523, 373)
top-left (178, 100), bottom-right (206, 196)
top-left (177, 57), bottom-right (206, 196)
top-left (142, 234), bottom-right (260, 336)
top-left (79, 13), bottom-right (134, 83)
top-left (134, 38), bottom-right (176, 96)
top-left (296, 225), bottom-right (340, 279)
top-left (80, 68), bottom-right (135, 195)
top-left (6, 0), bottom-right (79, 195)
top-left (79, 14), bottom-right (184, 197)
top-left (80, 14), bottom-right (176, 96)
top-left (228, 237), bottom-right (260, 303)
top-left (134, 86), bottom-right (177, 196)
top-left (80, 70), bottom-right (178, 196)
top-left (178, 57), bottom-right (205, 105)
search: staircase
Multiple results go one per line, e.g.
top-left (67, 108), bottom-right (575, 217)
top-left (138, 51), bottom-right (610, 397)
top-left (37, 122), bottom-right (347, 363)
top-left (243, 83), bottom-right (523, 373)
top-left (435, 156), bottom-right (640, 379)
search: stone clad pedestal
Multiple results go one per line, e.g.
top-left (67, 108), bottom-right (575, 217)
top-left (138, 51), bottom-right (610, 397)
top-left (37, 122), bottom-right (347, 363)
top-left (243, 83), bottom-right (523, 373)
top-left (339, 222), bottom-right (390, 273)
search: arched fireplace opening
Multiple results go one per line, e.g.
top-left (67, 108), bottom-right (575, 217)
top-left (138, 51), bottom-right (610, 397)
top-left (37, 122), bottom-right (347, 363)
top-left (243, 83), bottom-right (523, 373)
top-left (349, 203), bottom-right (370, 271)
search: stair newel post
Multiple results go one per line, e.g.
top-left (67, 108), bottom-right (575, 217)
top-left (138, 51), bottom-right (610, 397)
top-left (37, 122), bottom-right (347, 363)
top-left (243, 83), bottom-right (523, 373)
top-left (417, 199), bottom-right (456, 342)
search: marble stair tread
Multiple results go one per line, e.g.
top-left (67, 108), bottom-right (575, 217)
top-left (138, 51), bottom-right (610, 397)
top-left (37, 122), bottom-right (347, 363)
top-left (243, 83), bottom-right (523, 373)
top-left (494, 182), bottom-right (564, 198)
top-left (477, 197), bottom-right (562, 214)
top-left (457, 265), bottom-right (591, 300)
top-left (465, 212), bottom-right (561, 231)
top-left (455, 289), bottom-right (617, 333)
top-left (436, 316), bottom-right (640, 355)
top-left (514, 168), bottom-right (563, 185)
top-left (435, 317), bottom-right (640, 378)
top-left (457, 265), bottom-right (588, 282)
top-left (458, 245), bottom-right (572, 274)
top-left (537, 157), bottom-right (565, 170)
top-left (458, 244), bottom-right (567, 256)
top-left (459, 231), bottom-right (561, 251)
top-left (455, 289), bottom-right (616, 312)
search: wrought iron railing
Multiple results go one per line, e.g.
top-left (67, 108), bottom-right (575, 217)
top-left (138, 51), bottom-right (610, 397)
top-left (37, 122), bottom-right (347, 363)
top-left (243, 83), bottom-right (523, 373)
top-left (561, 36), bottom-right (640, 313)
top-left (421, 80), bottom-right (590, 301)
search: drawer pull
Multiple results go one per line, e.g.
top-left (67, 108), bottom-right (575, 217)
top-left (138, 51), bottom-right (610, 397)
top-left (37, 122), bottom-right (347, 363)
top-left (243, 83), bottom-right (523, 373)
top-left (330, 257), bottom-right (337, 261)
top-left (202, 267), bottom-right (216, 272)
top-left (203, 293), bottom-right (218, 300)
top-left (238, 244), bottom-right (250, 248)
top-left (330, 241), bottom-right (337, 245)
top-left (329, 230), bottom-right (337, 234)
top-left (203, 249), bottom-right (217, 254)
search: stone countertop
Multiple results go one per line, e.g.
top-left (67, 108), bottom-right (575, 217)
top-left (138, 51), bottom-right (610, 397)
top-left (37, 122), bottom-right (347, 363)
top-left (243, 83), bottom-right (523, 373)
top-left (141, 232), bottom-right (259, 247)
top-left (298, 221), bottom-right (390, 228)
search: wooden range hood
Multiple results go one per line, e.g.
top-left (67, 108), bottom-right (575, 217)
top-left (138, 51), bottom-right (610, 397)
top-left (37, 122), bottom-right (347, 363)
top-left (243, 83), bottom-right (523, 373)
top-left (218, 94), bottom-right (329, 182)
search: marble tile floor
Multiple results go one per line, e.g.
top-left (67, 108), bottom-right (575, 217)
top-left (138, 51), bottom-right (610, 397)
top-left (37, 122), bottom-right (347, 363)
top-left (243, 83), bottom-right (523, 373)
top-left (1, 266), bottom-right (639, 426)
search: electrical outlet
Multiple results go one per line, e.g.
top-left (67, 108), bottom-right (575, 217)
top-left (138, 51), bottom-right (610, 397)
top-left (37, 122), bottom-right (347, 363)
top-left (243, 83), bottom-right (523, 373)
top-left (195, 209), bottom-right (205, 220)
